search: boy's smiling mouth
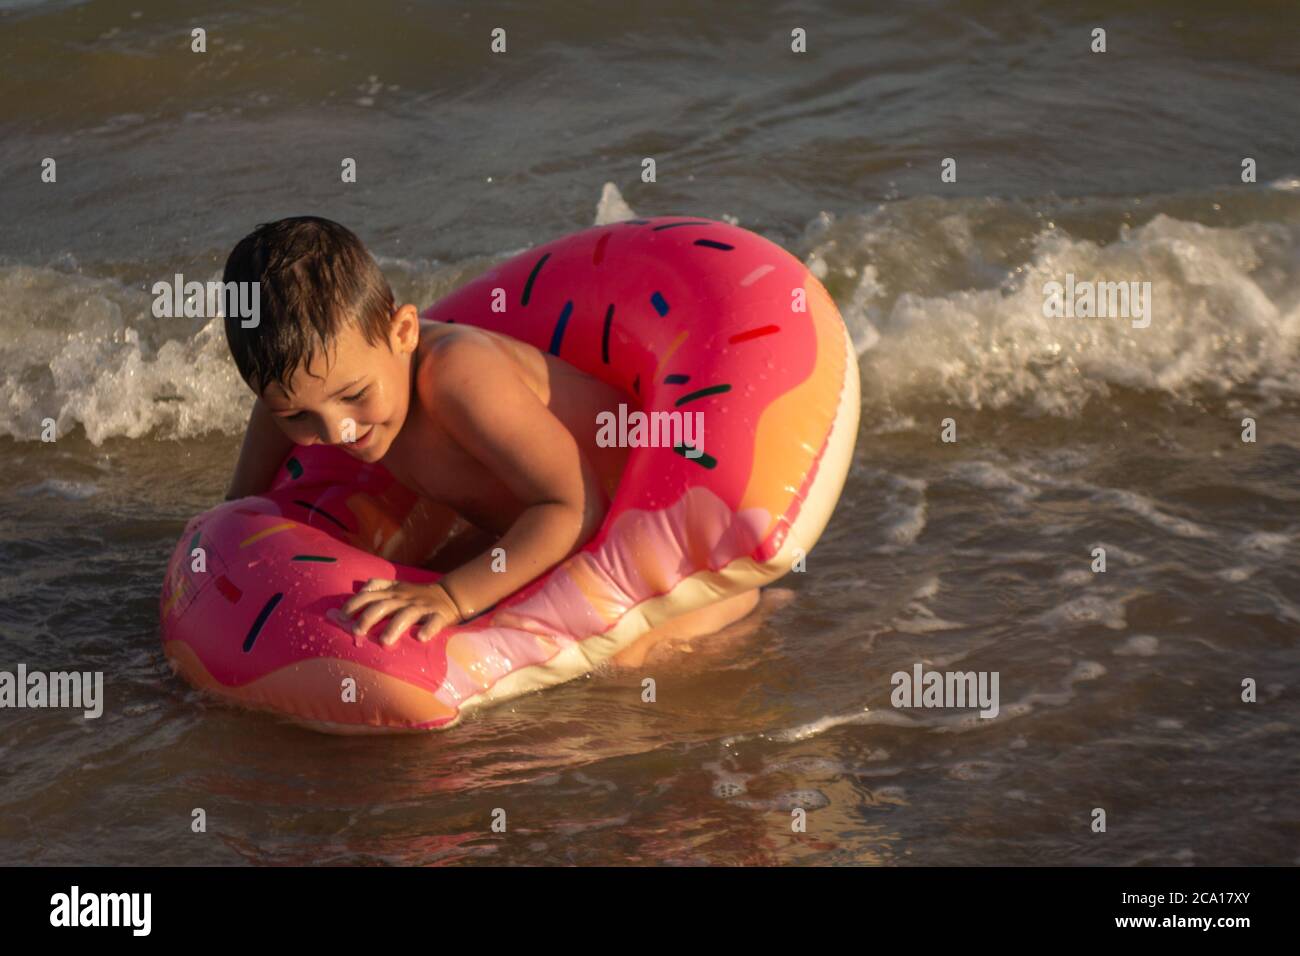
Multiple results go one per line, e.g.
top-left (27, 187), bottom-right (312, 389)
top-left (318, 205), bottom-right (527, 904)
top-left (348, 426), bottom-right (376, 451)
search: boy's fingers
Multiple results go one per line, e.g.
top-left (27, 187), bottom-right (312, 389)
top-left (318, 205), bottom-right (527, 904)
top-left (343, 588), bottom-right (398, 616)
top-left (360, 578), bottom-right (395, 592)
top-left (416, 614), bottom-right (449, 642)
top-left (353, 599), bottom-right (404, 635)
top-left (343, 582), bottom-right (408, 621)
top-left (379, 607), bottom-right (425, 647)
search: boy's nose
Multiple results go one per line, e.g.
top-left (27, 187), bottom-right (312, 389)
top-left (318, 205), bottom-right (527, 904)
top-left (312, 421), bottom-right (342, 445)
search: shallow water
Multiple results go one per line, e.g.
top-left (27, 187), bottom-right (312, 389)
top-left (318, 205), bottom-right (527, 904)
top-left (1, 0), bottom-right (1298, 865)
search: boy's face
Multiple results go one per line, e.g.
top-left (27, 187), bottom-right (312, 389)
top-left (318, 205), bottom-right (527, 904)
top-left (259, 305), bottom-right (420, 463)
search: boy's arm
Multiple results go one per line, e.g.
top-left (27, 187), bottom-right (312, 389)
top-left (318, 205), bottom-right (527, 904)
top-left (226, 398), bottom-right (296, 500)
top-left (345, 339), bottom-right (607, 645)
top-left (423, 524), bottom-right (500, 574)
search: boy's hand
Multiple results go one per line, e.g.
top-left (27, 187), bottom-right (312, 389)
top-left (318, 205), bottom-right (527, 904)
top-left (343, 579), bottom-right (462, 647)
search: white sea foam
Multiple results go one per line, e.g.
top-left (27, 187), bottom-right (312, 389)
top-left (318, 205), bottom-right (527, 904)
top-left (816, 208), bottom-right (1300, 415)
top-left (1091, 488), bottom-right (1214, 540)
top-left (950, 460), bottom-right (1040, 507)
top-left (5, 201), bottom-right (1297, 443)
top-left (725, 656), bottom-right (1114, 746)
top-left (1089, 541), bottom-right (1148, 566)
top-left (1114, 635), bottom-right (1160, 657)
top-left (1239, 531), bottom-right (1292, 555)
top-left (893, 576), bottom-right (965, 634)
top-left (0, 264), bottom-right (250, 443)
top-left (595, 182), bottom-right (639, 225)
top-left (1055, 568), bottom-right (1094, 587)
top-left (1040, 593), bottom-right (1130, 630)
top-left (892, 605), bottom-right (965, 634)
top-left (1217, 565), bottom-right (1258, 583)
top-left (16, 479), bottom-right (98, 500)
top-left (872, 473), bottom-right (928, 550)
top-left (910, 575), bottom-right (940, 600)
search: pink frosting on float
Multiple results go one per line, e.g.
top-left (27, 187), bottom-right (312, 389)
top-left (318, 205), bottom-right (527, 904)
top-left (429, 485), bottom-right (772, 707)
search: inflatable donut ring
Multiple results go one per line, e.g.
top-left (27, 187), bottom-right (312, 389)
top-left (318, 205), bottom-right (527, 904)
top-left (160, 215), bottom-right (860, 732)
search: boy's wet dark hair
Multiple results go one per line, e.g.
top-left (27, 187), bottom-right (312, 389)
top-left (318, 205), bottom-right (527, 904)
top-left (222, 216), bottom-right (395, 394)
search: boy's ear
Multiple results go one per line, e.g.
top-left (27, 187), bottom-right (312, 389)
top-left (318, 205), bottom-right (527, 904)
top-left (390, 304), bottom-right (420, 353)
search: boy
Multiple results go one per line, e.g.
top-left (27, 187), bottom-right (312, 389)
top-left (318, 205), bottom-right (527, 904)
top-left (222, 216), bottom-right (760, 664)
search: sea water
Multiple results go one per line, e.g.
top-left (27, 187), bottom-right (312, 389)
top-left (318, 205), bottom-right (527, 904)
top-left (0, 0), bottom-right (1297, 865)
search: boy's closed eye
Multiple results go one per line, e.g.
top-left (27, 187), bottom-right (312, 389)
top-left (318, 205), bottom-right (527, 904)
top-left (277, 385), bottom-right (371, 421)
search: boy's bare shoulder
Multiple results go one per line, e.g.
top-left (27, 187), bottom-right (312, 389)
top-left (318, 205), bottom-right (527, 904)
top-left (420, 329), bottom-right (493, 390)
top-left (414, 321), bottom-right (547, 407)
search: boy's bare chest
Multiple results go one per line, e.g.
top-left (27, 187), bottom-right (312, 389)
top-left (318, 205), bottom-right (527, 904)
top-left (381, 322), bottom-right (630, 534)
top-left (382, 415), bottom-right (522, 535)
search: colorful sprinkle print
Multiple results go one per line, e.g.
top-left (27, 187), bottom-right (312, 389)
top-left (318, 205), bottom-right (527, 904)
top-left (729, 324), bottom-right (781, 344)
top-left (243, 593), bottom-right (283, 652)
top-left (675, 383), bottom-right (732, 407)
top-left (521, 252), bottom-right (550, 306)
top-left (292, 500), bottom-right (352, 533)
top-left (673, 444), bottom-right (718, 469)
top-left (215, 575), bottom-right (243, 603)
top-left (548, 300), bottom-right (574, 356)
top-left (239, 522), bottom-right (296, 548)
top-left (601, 303), bottom-right (614, 364)
top-left (652, 221), bottom-right (713, 231)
